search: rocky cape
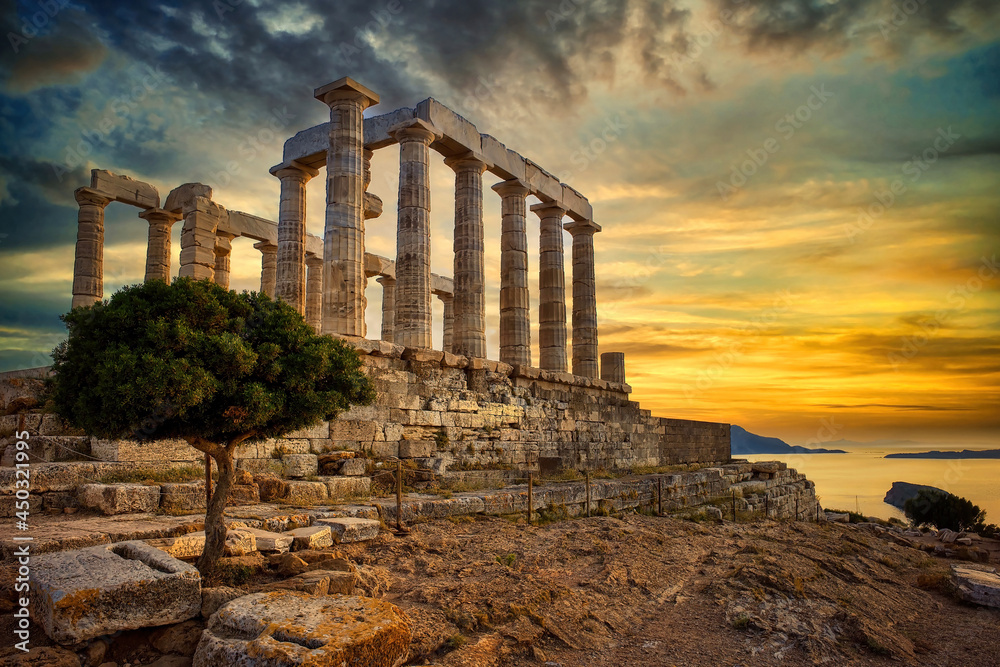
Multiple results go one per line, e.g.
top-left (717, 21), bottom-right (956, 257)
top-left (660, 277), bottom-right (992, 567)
top-left (731, 425), bottom-right (847, 456)
top-left (884, 481), bottom-right (949, 510)
top-left (885, 449), bottom-right (1000, 459)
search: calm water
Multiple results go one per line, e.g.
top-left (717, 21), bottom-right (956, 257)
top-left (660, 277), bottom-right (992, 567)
top-left (744, 446), bottom-right (1000, 523)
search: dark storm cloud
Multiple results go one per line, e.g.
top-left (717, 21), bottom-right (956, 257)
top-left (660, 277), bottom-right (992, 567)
top-left (711, 0), bottom-right (1000, 54)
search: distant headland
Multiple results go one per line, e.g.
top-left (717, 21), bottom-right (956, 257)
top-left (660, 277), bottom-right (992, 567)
top-left (731, 425), bottom-right (847, 456)
top-left (885, 449), bottom-right (1000, 460)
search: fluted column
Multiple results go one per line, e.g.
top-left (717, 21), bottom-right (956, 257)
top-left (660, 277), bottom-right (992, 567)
top-left (213, 234), bottom-right (235, 290)
top-left (438, 292), bottom-right (454, 352)
top-left (565, 219), bottom-right (601, 378)
top-left (445, 152), bottom-right (488, 358)
top-left (531, 202), bottom-right (568, 372)
top-left (254, 241), bottom-right (278, 297)
top-left (390, 118), bottom-right (441, 349)
top-left (305, 254), bottom-right (323, 332)
top-left (314, 77), bottom-right (379, 336)
top-left (272, 161), bottom-right (318, 315)
top-left (71, 188), bottom-right (112, 309)
top-left (377, 275), bottom-right (396, 343)
top-left (139, 208), bottom-right (180, 284)
top-left (492, 179), bottom-right (531, 367)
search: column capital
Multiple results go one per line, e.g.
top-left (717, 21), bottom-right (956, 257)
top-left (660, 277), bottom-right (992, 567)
top-left (214, 235), bottom-right (232, 252)
top-left (491, 178), bottom-right (530, 198)
top-left (138, 207), bottom-right (182, 224)
top-left (304, 253), bottom-right (323, 268)
top-left (253, 240), bottom-right (278, 253)
top-left (75, 187), bottom-right (112, 208)
top-left (443, 151), bottom-right (488, 174)
top-left (388, 118), bottom-right (441, 145)
top-left (530, 201), bottom-right (566, 219)
top-left (376, 274), bottom-right (396, 286)
top-left (269, 160), bottom-right (320, 181)
top-left (314, 77), bottom-right (379, 109)
top-left (564, 219), bottom-right (602, 236)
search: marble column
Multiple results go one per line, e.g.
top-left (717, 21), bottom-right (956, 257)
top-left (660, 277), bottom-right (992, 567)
top-left (139, 208), bottom-right (179, 284)
top-left (601, 352), bottom-right (626, 384)
top-left (377, 275), bottom-right (396, 343)
top-left (71, 188), bottom-right (112, 309)
top-left (389, 118), bottom-right (440, 349)
top-left (314, 77), bottom-right (379, 336)
top-left (254, 241), bottom-right (278, 297)
top-left (492, 179), bottom-right (531, 367)
top-left (445, 152), bottom-right (488, 358)
top-left (272, 161), bottom-right (318, 315)
top-left (438, 292), bottom-right (454, 352)
top-left (531, 202), bottom-right (569, 372)
top-left (179, 195), bottom-right (223, 282)
top-left (305, 254), bottom-right (323, 332)
top-left (213, 234), bottom-right (235, 290)
top-left (565, 219), bottom-right (601, 378)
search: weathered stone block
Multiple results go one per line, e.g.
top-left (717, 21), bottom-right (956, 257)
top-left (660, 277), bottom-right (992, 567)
top-left (160, 481), bottom-right (206, 513)
top-left (92, 169), bottom-right (160, 208)
top-left (315, 517), bottom-right (381, 544)
top-left (952, 564), bottom-right (1000, 608)
top-left (0, 493), bottom-right (42, 518)
top-left (284, 480), bottom-right (328, 505)
top-left (285, 526), bottom-right (333, 551)
top-left (339, 458), bottom-right (367, 476)
top-left (282, 453), bottom-right (318, 478)
top-left (78, 483), bottom-right (160, 515)
top-left (324, 476), bottom-right (372, 500)
top-left (370, 441), bottom-right (400, 458)
top-left (286, 421), bottom-right (329, 439)
top-left (242, 528), bottom-right (293, 554)
top-left (399, 440), bottom-right (435, 458)
top-left (193, 591), bottom-right (410, 667)
top-left (30, 541), bottom-right (200, 644)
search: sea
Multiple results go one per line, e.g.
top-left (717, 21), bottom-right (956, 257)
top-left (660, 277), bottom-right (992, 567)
top-left (743, 443), bottom-right (1000, 524)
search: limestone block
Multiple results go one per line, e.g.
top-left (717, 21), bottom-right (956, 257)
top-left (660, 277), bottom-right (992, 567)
top-left (78, 483), bottom-right (160, 515)
top-left (286, 422), bottom-right (330, 439)
top-left (91, 169), bottom-right (160, 209)
top-left (242, 528), bottom-right (293, 554)
top-left (264, 569), bottom-right (357, 596)
top-left (480, 133), bottom-right (526, 181)
top-left (225, 529), bottom-right (257, 557)
top-left (339, 458), bottom-right (367, 476)
top-left (416, 98), bottom-right (482, 154)
top-left (0, 493), bottom-right (42, 518)
top-left (229, 484), bottom-right (260, 506)
top-left (399, 440), bottom-right (435, 458)
top-left (324, 476), bottom-right (372, 500)
top-left (149, 532), bottom-right (207, 559)
top-left (370, 441), bottom-right (399, 458)
top-left (315, 517), bottom-right (382, 544)
top-left (30, 541), bottom-right (200, 644)
top-left (285, 526), bottom-right (333, 551)
top-left (160, 481), bottom-right (206, 513)
top-left (952, 565), bottom-right (1000, 608)
top-left (283, 453), bottom-right (319, 478)
top-left (284, 480), bottom-right (329, 505)
top-left (329, 420), bottom-right (378, 441)
top-left (91, 437), bottom-right (200, 463)
top-left (192, 591), bottom-right (410, 667)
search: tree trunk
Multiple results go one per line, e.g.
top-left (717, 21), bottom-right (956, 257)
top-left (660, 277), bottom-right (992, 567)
top-left (197, 451), bottom-right (234, 575)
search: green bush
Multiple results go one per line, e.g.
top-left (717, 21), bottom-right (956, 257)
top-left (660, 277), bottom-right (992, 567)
top-left (903, 489), bottom-right (997, 536)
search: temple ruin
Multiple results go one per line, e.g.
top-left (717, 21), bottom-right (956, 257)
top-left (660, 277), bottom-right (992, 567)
top-left (62, 76), bottom-right (731, 472)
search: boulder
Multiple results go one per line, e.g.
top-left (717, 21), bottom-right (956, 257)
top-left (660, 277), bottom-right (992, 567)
top-left (201, 587), bottom-right (245, 619)
top-left (263, 570), bottom-right (357, 596)
top-left (30, 541), bottom-right (201, 644)
top-left (315, 517), bottom-right (382, 544)
top-left (952, 564), bottom-right (1000, 608)
top-left (285, 525), bottom-right (333, 550)
top-left (225, 529), bottom-right (257, 556)
top-left (193, 591), bottom-right (410, 667)
top-left (150, 619), bottom-right (205, 656)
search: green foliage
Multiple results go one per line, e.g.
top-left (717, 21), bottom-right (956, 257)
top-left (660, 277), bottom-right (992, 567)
top-left (48, 278), bottom-right (375, 446)
top-left (433, 428), bottom-right (449, 450)
top-left (903, 489), bottom-right (993, 534)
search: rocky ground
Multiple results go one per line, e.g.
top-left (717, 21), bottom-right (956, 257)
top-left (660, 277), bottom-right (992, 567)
top-left (2, 513), bottom-right (999, 666)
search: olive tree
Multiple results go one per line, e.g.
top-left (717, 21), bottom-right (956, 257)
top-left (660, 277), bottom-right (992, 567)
top-left (48, 278), bottom-right (375, 573)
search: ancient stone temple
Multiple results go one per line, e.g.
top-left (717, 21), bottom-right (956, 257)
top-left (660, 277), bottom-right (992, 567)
top-left (64, 77), bottom-right (731, 472)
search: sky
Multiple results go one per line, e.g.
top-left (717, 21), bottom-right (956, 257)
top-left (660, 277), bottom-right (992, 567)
top-left (0, 0), bottom-right (997, 447)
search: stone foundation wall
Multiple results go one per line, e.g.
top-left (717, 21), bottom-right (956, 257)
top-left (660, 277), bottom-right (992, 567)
top-left (0, 340), bottom-right (730, 472)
